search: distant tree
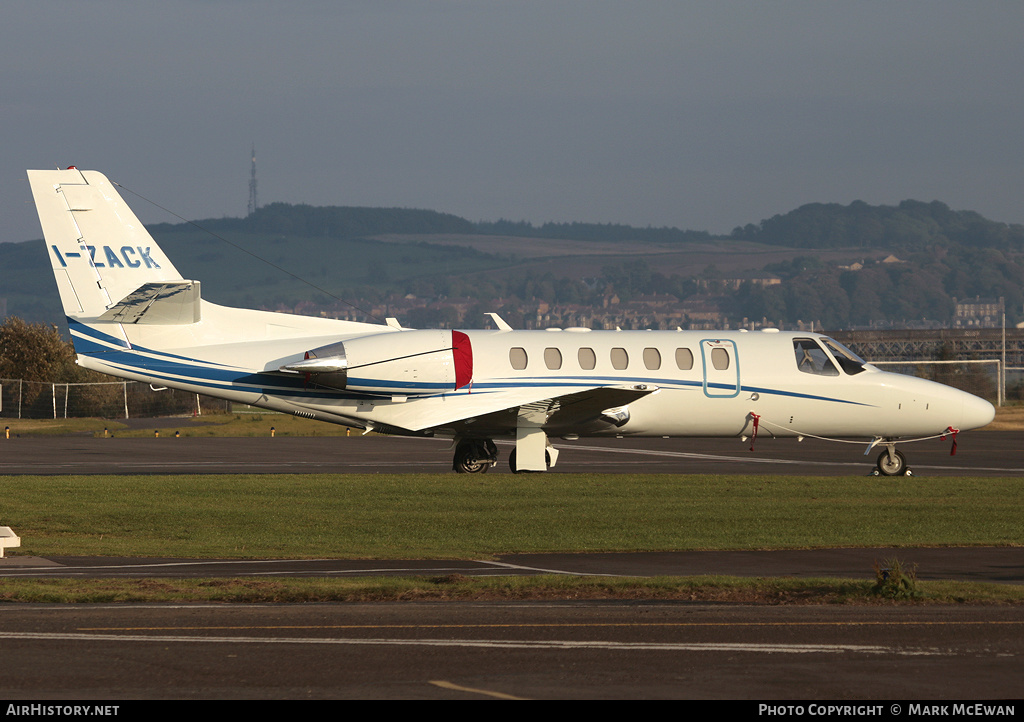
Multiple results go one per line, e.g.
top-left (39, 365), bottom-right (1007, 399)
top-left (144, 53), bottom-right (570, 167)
top-left (732, 199), bottom-right (1024, 252)
top-left (735, 283), bottom-right (786, 324)
top-left (462, 303), bottom-right (489, 329)
top-left (0, 317), bottom-right (79, 382)
top-left (405, 306), bottom-right (459, 329)
top-left (0, 317), bottom-right (129, 416)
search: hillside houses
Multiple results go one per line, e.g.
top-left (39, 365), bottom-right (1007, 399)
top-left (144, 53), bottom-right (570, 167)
top-left (953, 296), bottom-right (1005, 328)
top-left (284, 291), bottom-right (743, 331)
top-left (254, 253), bottom-right (1010, 333)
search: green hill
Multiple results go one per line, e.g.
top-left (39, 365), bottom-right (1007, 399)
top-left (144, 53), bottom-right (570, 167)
top-left (3, 200), bottom-right (1023, 328)
top-left (732, 199), bottom-right (1024, 251)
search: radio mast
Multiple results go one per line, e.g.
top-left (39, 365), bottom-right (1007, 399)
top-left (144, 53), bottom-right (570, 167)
top-left (247, 143), bottom-right (259, 217)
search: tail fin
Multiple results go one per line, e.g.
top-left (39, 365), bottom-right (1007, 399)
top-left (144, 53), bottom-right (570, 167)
top-left (28, 168), bottom-right (197, 323)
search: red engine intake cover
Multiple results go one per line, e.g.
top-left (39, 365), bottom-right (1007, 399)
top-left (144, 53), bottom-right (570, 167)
top-left (452, 330), bottom-right (473, 390)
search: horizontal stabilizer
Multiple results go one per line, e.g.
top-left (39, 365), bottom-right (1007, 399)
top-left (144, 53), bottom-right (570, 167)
top-left (97, 281), bottom-right (201, 325)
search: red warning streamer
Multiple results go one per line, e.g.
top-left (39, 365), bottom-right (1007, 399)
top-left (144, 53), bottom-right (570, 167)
top-left (748, 412), bottom-right (761, 452)
top-left (942, 426), bottom-right (960, 456)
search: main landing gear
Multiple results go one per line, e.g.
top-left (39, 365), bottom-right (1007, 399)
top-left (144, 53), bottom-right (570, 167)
top-left (452, 438), bottom-right (498, 474)
top-left (507, 448), bottom-right (552, 474)
top-left (451, 437), bottom-right (557, 473)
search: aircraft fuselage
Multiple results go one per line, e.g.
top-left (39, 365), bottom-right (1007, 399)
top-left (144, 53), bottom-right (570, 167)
top-left (31, 168), bottom-right (995, 475)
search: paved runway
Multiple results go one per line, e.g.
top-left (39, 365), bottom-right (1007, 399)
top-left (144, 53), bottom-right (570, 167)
top-left (0, 602), bottom-right (1020, 699)
top-left (0, 430), bottom-right (1020, 475)
top-left (2, 547), bottom-right (1022, 585)
top-left (1, 431), bottom-right (1021, 700)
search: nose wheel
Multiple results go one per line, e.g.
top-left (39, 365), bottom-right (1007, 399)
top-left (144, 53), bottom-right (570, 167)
top-left (875, 448), bottom-right (911, 476)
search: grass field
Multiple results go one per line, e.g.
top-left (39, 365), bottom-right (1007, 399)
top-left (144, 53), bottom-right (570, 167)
top-left (4, 473), bottom-right (1022, 558)
top-left (2, 472), bottom-right (1021, 603)
top-left (2, 575), bottom-right (1021, 605)
top-left (2, 414), bottom-right (1022, 603)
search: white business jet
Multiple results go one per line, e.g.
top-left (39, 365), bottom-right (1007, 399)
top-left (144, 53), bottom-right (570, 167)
top-left (28, 168), bottom-right (995, 475)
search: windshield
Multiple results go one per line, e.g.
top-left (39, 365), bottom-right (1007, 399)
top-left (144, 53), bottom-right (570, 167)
top-left (793, 338), bottom-right (839, 376)
top-left (820, 337), bottom-right (867, 375)
top-left (794, 337), bottom-right (868, 377)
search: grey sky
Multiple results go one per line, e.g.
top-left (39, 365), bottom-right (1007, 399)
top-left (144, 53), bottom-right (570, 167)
top-left (4, 1), bottom-right (1023, 244)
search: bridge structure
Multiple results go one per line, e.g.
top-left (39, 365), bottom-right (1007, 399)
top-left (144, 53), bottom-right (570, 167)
top-left (831, 328), bottom-right (1024, 365)
top-left (831, 328), bottom-right (1024, 405)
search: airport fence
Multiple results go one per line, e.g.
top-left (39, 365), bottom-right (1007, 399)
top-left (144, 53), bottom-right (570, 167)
top-left (0, 378), bottom-right (230, 420)
top-left (0, 359), bottom-right (1013, 420)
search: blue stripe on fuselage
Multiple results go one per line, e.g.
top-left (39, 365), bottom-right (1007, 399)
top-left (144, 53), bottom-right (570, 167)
top-left (68, 320), bottom-right (872, 408)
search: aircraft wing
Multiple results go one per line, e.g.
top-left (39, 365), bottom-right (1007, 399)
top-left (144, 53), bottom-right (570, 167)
top-left (538, 384), bottom-right (658, 430)
top-left (322, 382), bottom-right (659, 435)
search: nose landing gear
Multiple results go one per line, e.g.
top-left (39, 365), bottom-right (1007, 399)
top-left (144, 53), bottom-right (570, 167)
top-left (874, 446), bottom-right (912, 476)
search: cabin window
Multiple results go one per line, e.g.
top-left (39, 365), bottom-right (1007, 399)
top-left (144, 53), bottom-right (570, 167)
top-left (675, 348), bottom-right (694, 370)
top-left (793, 339), bottom-right (839, 376)
top-left (610, 347), bottom-right (629, 370)
top-left (544, 347), bottom-right (562, 370)
top-left (643, 347), bottom-right (661, 370)
top-left (509, 347), bottom-right (528, 370)
top-left (578, 347), bottom-right (597, 370)
top-left (710, 347), bottom-right (730, 371)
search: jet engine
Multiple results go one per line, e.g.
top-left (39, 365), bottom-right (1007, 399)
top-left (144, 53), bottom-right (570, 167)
top-left (281, 329), bottom-right (473, 395)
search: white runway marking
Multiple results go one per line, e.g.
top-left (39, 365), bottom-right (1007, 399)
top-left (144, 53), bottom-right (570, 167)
top-left (482, 559), bottom-right (619, 576)
top-left (554, 442), bottom-right (1021, 473)
top-left (0, 558), bottom-right (509, 578)
top-left (0, 631), bottom-right (942, 655)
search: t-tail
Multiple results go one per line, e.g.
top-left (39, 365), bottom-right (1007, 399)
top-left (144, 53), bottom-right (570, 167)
top-left (28, 168), bottom-right (200, 334)
top-left (27, 167), bottom-right (382, 391)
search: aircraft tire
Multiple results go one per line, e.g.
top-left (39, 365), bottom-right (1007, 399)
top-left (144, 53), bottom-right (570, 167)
top-left (453, 440), bottom-right (493, 474)
top-left (508, 449), bottom-right (550, 474)
top-left (454, 453), bottom-right (489, 474)
top-left (876, 449), bottom-right (907, 476)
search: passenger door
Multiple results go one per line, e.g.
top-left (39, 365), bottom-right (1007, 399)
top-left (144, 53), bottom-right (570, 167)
top-left (700, 339), bottom-right (740, 398)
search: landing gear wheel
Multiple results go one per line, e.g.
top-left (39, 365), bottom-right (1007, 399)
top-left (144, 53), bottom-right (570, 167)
top-left (876, 448), bottom-right (908, 476)
top-left (455, 451), bottom-right (488, 474)
top-left (508, 449), bottom-right (551, 473)
top-left (453, 439), bottom-right (496, 474)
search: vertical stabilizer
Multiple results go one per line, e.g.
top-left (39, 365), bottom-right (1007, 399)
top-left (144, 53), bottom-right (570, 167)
top-left (28, 168), bottom-right (186, 320)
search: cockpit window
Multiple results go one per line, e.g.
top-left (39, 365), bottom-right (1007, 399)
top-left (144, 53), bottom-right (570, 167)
top-left (794, 338), bottom-right (839, 376)
top-left (821, 337), bottom-right (867, 375)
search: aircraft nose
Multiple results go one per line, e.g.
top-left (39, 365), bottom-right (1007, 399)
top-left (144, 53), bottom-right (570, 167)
top-left (960, 392), bottom-right (996, 431)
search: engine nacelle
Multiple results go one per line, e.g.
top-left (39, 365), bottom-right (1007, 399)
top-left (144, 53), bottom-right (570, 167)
top-left (282, 329), bottom-right (473, 396)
